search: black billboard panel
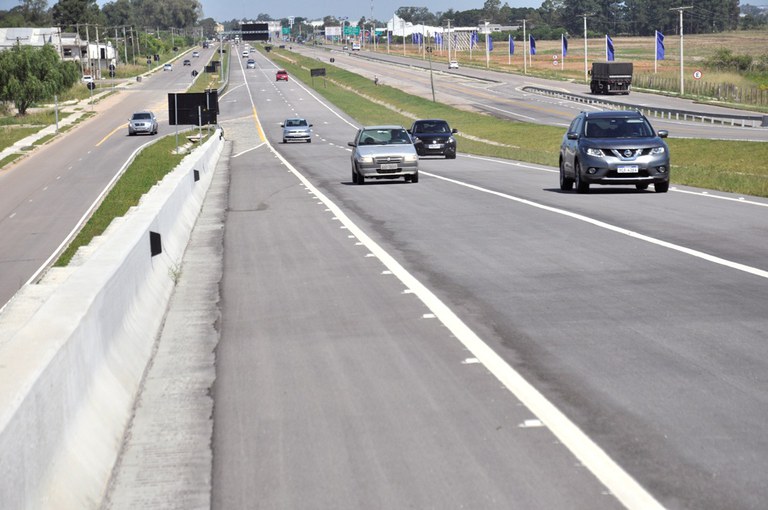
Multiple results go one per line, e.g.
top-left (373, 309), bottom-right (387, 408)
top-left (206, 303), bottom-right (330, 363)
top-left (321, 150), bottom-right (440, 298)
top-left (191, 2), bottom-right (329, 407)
top-left (241, 22), bottom-right (269, 41)
top-left (168, 90), bottom-right (219, 126)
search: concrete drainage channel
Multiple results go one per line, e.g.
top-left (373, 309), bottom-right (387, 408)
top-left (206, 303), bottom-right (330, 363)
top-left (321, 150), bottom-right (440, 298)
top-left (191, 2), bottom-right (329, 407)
top-left (523, 85), bottom-right (768, 128)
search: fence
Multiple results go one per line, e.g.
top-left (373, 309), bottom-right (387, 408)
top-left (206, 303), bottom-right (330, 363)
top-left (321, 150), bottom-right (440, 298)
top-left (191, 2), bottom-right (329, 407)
top-left (634, 73), bottom-right (768, 107)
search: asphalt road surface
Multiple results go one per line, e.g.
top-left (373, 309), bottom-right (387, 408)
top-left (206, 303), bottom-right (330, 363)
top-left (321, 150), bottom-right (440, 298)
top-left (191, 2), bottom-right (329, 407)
top-left (205, 49), bottom-right (768, 510)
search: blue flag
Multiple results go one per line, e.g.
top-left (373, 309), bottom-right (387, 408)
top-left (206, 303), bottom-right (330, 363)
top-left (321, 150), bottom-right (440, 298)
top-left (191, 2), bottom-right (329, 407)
top-left (562, 34), bottom-right (568, 58)
top-left (509, 35), bottom-right (514, 55)
top-left (656, 31), bottom-right (665, 60)
top-left (471, 31), bottom-right (478, 48)
top-left (487, 34), bottom-right (493, 52)
top-left (606, 34), bottom-right (615, 61)
top-left (529, 34), bottom-right (536, 55)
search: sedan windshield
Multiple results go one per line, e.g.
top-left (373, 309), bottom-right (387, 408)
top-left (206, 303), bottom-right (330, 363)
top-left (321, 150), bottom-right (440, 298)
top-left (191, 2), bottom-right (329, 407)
top-left (132, 113), bottom-right (151, 120)
top-left (285, 119), bottom-right (307, 127)
top-left (585, 118), bottom-right (654, 138)
top-left (413, 121), bottom-right (450, 134)
top-left (359, 128), bottom-right (410, 145)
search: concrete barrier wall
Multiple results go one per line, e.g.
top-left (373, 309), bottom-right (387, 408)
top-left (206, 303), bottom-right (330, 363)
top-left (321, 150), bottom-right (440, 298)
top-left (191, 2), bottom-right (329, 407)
top-left (0, 131), bottom-right (223, 510)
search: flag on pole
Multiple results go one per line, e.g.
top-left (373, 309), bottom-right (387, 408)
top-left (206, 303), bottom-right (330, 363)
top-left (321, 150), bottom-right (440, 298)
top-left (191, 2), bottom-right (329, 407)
top-left (509, 35), bottom-right (514, 55)
top-left (529, 34), bottom-right (536, 55)
top-left (606, 34), bottom-right (615, 61)
top-left (471, 31), bottom-right (478, 48)
top-left (487, 34), bottom-right (493, 52)
top-left (655, 31), bottom-right (665, 60)
top-left (561, 34), bottom-right (568, 58)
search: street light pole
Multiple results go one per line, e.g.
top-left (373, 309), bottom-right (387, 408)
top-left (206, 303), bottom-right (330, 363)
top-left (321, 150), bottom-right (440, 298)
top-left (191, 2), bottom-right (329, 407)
top-left (671, 6), bottom-right (693, 96)
top-left (427, 46), bottom-right (435, 101)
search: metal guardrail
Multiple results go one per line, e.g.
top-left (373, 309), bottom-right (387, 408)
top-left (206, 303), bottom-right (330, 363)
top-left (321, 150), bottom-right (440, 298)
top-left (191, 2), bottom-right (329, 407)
top-left (523, 86), bottom-right (768, 129)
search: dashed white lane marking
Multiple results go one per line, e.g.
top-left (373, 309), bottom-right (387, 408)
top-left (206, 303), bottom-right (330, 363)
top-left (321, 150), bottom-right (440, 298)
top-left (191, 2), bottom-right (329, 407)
top-left (461, 357), bottom-right (480, 364)
top-left (252, 78), bottom-right (666, 510)
top-left (519, 419), bottom-right (545, 428)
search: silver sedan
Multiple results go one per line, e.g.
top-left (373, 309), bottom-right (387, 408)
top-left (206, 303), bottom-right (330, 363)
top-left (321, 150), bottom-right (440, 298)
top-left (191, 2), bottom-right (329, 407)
top-left (281, 118), bottom-right (313, 143)
top-left (348, 126), bottom-right (419, 184)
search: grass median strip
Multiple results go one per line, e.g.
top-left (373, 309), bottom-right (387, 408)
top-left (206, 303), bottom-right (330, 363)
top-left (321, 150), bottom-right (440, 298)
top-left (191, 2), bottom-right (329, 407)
top-left (261, 46), bottom-right (768, 198)
top-left (55, 135), bottom-right (207, 266)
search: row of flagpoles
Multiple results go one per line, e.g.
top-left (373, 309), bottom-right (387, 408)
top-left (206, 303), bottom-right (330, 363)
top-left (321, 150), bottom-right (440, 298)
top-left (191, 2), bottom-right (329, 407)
top-left (381, 29), bottom-right (668, 70)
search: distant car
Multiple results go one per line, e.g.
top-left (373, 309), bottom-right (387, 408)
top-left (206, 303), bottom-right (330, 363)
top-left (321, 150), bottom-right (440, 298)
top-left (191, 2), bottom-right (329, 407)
top-left (276, 69), bottom-right (289, 81)
top-left (559, 110), bottom-right (670, 193)
top-left (81, 74), bottom-right (94, 83)
top-left (348, 126), bottom-right (419, 184)
top-left (351, 43), bottom-right (361, 51)
top-left (192, 51), bottom-right (200, 57)
top-left (202, 41), bottom-right (209, 49)
top-left (409, 119), bottom-right (458, 159)
top-left (163, 63), bottom-right (172, 71)
top-left (246, 59), bottom-right (256, 69)
top-left (128, 111), bottom-right (158, 136)
top-left (242, 50), bottom-right (249, 58)
top-left (448, 60), bottom-right (459, 69)
top-left (342, 45), bottom-right (349, 50)
top-left (281, 118), bottom-right (313, 143)
top-left (183, 59), bottom-right (191, 66)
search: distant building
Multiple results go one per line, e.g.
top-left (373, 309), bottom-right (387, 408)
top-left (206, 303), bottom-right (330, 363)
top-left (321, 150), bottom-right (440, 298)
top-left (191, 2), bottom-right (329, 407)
top-left (0, 27), bottom-right (117, 78)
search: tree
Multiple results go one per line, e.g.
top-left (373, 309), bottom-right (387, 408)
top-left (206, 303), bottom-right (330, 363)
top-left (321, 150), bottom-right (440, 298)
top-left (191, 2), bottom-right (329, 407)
top-left (102, 0), bottom-right (133, 27)
top-left (51, 0), bottom-right (103, 31)
top-left (0, 44), bottom-right (79, 115)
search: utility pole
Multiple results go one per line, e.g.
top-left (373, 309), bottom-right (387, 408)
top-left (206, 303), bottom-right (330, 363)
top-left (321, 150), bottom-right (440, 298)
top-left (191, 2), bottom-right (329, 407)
top-left (484, 21), bottom-right (490, 69)
top-left (446, 19), bottom-right (452, 63)
top-left (582, 14), bottom-right (592, 84)
top-left (517, 19), bottom-right (526, 74)
top-left (671, 6), bottom-right (693, 96)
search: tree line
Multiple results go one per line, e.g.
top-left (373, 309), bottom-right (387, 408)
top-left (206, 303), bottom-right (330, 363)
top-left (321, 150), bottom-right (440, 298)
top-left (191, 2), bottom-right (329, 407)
top-left (0, 0), bottom-right (218, 38)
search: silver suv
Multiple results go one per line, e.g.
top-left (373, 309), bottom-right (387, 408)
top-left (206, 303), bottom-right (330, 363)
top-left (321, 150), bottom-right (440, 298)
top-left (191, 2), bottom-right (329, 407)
top-left (559, 110), bottom-right (670, 193)
top-left (128, 111), bottom-right (158, 136)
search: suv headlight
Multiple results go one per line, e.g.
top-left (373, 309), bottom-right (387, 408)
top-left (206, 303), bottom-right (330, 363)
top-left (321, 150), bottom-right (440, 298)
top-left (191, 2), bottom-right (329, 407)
top-left (448, 136), bottom-right (455, 143)
top-left (650, 146), bottom-right (666, 155)
top-left (586, 148), bottom-right (603, 157)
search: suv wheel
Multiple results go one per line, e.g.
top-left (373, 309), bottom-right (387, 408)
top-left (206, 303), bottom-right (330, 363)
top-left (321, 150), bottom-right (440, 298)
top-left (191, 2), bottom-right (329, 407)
top-left (559, 159), bottom-right (574, 191)
top-left (655, 181), bottom-right (669, 193)
top-left (575, 162), bottom-right (590, 194)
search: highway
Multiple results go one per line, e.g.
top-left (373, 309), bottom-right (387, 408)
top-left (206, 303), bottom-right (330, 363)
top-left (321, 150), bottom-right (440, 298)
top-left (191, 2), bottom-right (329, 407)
top-left (0, 47), bottom-right (218, 307)
top-left (203, 49), bottom-right (768, 510)
top-left (293, 44), bottom-right (768, 142)
top-left (3, 43), bottom-right (768, 510)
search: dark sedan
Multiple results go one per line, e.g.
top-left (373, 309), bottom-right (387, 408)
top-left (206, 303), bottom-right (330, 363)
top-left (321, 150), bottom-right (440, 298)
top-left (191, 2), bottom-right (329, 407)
top-left (409, 119), bottom-right (458, 159)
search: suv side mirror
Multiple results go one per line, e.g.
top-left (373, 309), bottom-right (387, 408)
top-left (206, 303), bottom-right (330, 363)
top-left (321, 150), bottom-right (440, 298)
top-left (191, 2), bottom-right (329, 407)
top-left (567, 132), bottom-right (579, 140)
top-left (452, 128), bottom-right (458, 134)
top-left (348, 141), bottom-right (356, 147)
top-left (657, 130), bottom-right (668, 138)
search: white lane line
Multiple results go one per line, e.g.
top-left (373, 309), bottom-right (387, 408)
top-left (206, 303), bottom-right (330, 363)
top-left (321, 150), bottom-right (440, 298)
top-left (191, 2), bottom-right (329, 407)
top-left (261, 131), bottom-right (665, 510)
top-left (423, 171), bottom-right (768, 280)
top-left (252, 68), bottom-right (665, 509)
top-left (232, 143), bottom-right (266, 158)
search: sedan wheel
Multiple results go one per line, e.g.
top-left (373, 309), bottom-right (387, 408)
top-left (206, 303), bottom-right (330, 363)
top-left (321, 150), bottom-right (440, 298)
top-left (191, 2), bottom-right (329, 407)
top-left (411, 172), bottom-right (419, 183)
top-left (575, 162), bottom-right (590, 194)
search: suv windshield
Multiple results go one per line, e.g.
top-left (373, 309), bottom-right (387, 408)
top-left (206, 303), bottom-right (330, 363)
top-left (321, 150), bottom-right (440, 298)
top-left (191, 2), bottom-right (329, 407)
top-left (584, 117), bottom-right (654, 138)
top-left (132, 113), bottom-right (151, 120)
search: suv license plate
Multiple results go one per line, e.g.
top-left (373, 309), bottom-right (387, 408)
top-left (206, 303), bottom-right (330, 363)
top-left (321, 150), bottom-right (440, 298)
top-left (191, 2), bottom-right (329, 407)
top-left (617, 165), bottom-right (639, 173)
top-left (428, 144), bottom-right (442, 149)
top-left (380, 163), bottom-right (398, 170)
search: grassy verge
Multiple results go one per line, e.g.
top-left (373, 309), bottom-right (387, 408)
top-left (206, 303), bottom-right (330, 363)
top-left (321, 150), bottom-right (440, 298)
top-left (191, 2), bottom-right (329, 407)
top-left (189, 44), bottom-right (230, 93)
top-left (55, 134), bottom-right (209, 266)
top-left (261, 45), bottom-right (768, 198)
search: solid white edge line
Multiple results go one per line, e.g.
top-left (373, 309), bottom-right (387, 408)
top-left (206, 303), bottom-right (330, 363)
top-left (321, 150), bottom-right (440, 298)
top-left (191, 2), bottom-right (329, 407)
top-left (422, 171), bottom-right (768, 281)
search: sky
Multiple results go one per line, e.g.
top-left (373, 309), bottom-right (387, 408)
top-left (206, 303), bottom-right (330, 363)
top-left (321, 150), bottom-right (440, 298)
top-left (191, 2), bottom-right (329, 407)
top-left (0, 0), bottom-right (541, 24)
top-left (196, 0), bottom-right (541, 24)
